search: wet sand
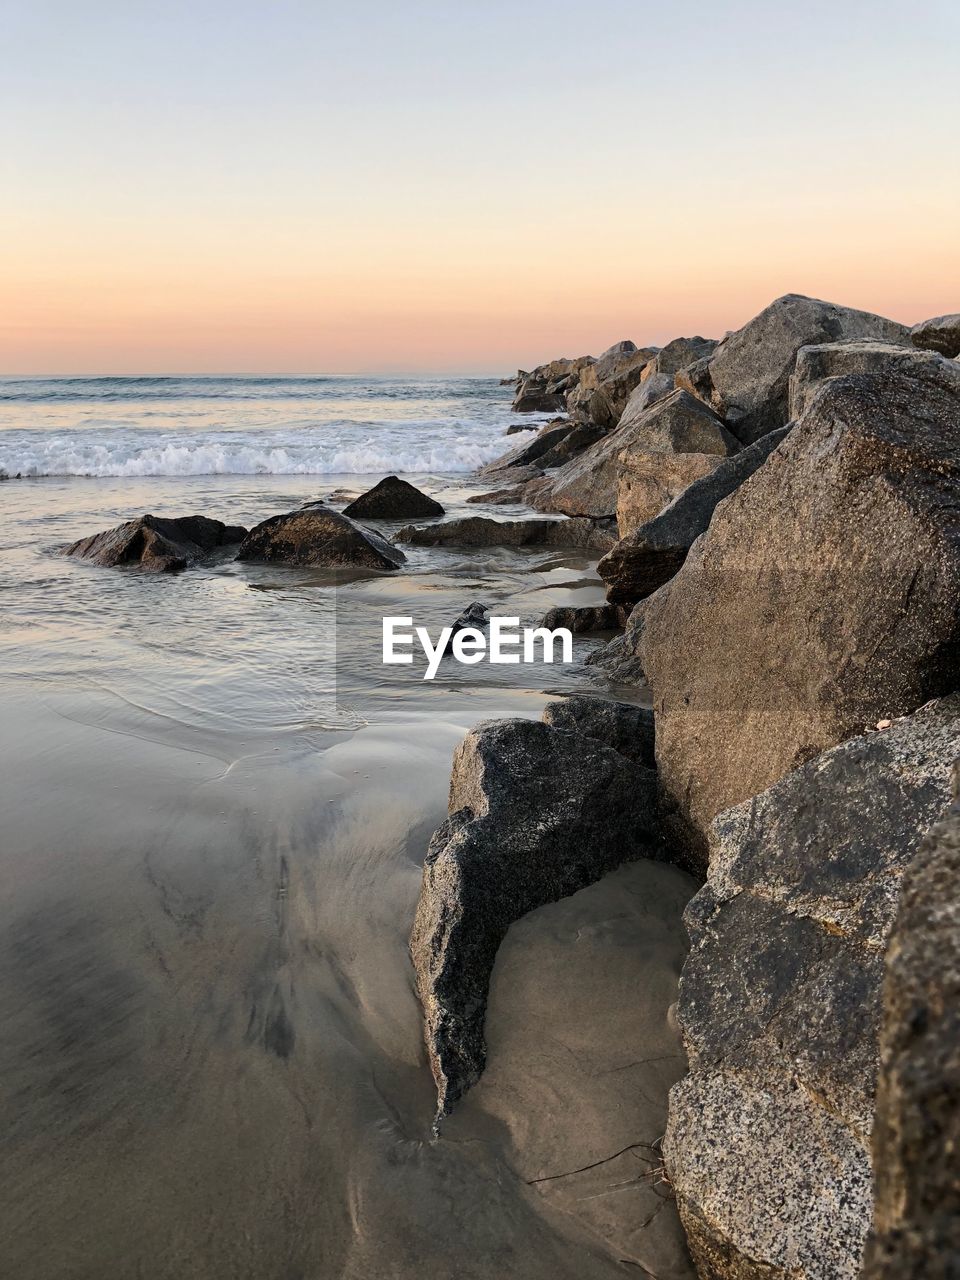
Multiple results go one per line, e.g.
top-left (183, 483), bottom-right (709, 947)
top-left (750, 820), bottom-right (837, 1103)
top-left (0, 473), bottom-right (697, 1279)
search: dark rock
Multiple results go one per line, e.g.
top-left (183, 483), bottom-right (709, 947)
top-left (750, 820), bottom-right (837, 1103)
top-left (599, 428), bottom-right (789, 603)
top-left (615, 389), bottom-right (741, 535)
top-left (538, 603), bottom-right (630, 633)
top-left (396, 515), bottom-right (616, 553)
top-left (410, 717), bottom-right (661, 1123)
top-left (535, 420), bottom-right (608, 468)
top-left (863, 769), bottom-right (960, 1279)
top-left (512, 357), bottom-right (595, 413)
top-left (451, 602), bottom-right (490, 636)
top-left (342, 475), bottom-right (444, 519)
top-left (61, 514), bottom-right (247, 573)
top-left (541, 695), bottom-right (655, 766)
top-left (236, 503), bottom-right (405, 570)
top-left (910, 313), bottom-right (960, 359)
top-left (707, 293), bottom-right (910, 443)
top-left (641, 364), bottom-right (960, 865)
top-left (665, 699), bottom-right (960, 1279)
top-left (585, 596), bottom-right (652, 685)
top-left (505, 423), bottom-right (538, 435)
top-left (481, 419), bottom-right (573, 473)
top-left (788, 340), bottom-right (958, 420)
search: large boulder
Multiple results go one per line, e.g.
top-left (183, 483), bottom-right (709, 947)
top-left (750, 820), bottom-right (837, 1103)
top-left (862, 771), bottom-right (960, 1279)
top-left (342, 475), bottom-right (444, 519)
top-left (910, 312), bottom-right (960, 358)
top-left (641, 363), bottom-right (960, 867)
top-left (395, 515), bottom-right (616, 552)
top-left (480, 419), bottom-right (574, 473)
top-left (512, 356), bottom-right (595, 413)
top-left (62, 514), bottom-right (247, 573)
top-left (666, 699), bottom-right (960, 1280)
top-left (707, 293), bottom-right (910, 443)
top-left (599, 428), bottom-right (790, 602)
top-left (788, 340), bottom-right (959, 419)
top-left (615, 389), bottom-right (741, 535)
top-left (569, 345), bottom-right (659, 428)
top-left (541, 695), bottom-right (655, 766)
top-left (619, 371), bottom-right (678, 424)
top-left (410, 718), bottom-right (660, 1124)
top-left (641, 336), bottom-right (717, 382)
top-left (236, 503), bottom-right (406, 569)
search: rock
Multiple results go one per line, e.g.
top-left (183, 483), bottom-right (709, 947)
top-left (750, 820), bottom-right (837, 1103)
top-left (396, 515), bottom-right (616, 553)
top-left (61, 514), bottom-right (247, 573)
top-left (541, 695), bottom-right (655, 766)
top-left (599, 339), bottom-right (639, 357)
top-left (342, 475), bottom-right (444, 519)
top-left (788, 340), bottom-right (958, 420)
top-left (599, 428), bottom-right (790, 602)
top-left (619, 371), bottom-right (677, 423)
top-left (236, 503), bottom-right (406, 570)
top-left (451, 601), bottom-right (490, 636)
top-left (615, 390), bottom-right (741, 535)
top-left (466, 483), bottom-right (532, 505)
top-left (569, 346), bottom-right (659, 428)
top-left (674, 355), bottom-right (715, 405)
top-left (586, 595), bottom-right (653, 684)
top-left (480, 419), bottom-right (573, 473)
top-left (505, 423), bottom-right (538, 435)
top-left (640, 364), bottom-right (960, 866)
top-left (665, 699), bottom-right (960, 1279)
top-left (534, 420), bottom-right (608, 468)
top-left (410, 718), bottom-right (661, 1122)
top-left (512, 357), bottom-right (595, 413)
top-left (707, 293), bottom-right (910, 443)
top-left (910, 312), bottom-right (960, 358)
top-left (538, 603), bottom-right (630, 633)
top-left (641, 336), bottom-right (717, 381)
top-left (862, 769), bottom-right (960, 1279)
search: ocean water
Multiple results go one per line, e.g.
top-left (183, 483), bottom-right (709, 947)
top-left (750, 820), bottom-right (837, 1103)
top-left (0, 374), bottom-right (525, 478)
top-left (0, 379), bottom-right (695, 1280)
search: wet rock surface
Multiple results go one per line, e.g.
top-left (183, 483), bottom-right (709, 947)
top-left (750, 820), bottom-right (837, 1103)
top-left (62, 514), bottom-right (247, 572)
top-left (410, 718), bottom-right (661, 1123)
top-left (396, 515), bottom-right (616, 552)
top-left (666, 699), bottom-right (960, 1278)
top-left (236, 503), bottom-right (406, 569)
top-left (538, 603), bottom-right (629, 633)
top-left (342, 475), bottom-right (444, 519)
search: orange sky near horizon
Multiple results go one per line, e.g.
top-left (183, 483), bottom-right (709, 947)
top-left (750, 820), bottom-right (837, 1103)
top-left (3, 0), bottom-right (958, 375)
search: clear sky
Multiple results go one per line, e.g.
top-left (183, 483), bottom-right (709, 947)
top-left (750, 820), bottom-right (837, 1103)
top-left (3, 0), bottom-right (958, 374)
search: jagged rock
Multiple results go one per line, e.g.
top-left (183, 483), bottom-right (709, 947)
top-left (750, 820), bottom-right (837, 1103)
top-left (538, 603), bottom-right (629, 633)
top-left (396, 515), bottom-right (616, 552)
top-left (236, 503), bottom-right (406, 569)
top-left (451, 602), bottom-right (490, 637)
top-left (788, 340), bottom-right (959, 419)
top-left (541, 695), bottom-right (655, 766)
top-left (616, 390), bottom-right (741, 535)
top-left (342, 475), bottom-right (444, 520)
top-left (910, 313), bottom-right (960, 358)
top-left (536, 420), bottom-right (609, 469)
top-left (569, 346), bottom-right (658, 428)
top-left (674, 355), bottom-right (714, 405)
top-left (641, 336), bottom-right (717, 381)
top-left (62, 514), bottom-right (247, 573)
top-left (586, 596), bottom-right (652, 684)
top-left (480, 419), bottom-right (572, 473)
top-left (666, 699), bottom-right (960, 1280)
top-left (410, 718), bottom-right (661, 1122)
top-left (505, 423), bottom-right (538, 435)
top-left (707, 293), bottom-right (910, 443)
top-left (619, 371), bottom-right (677, 424)
top-left (599, 428), bottom-right (789, 602)
top-left (512, 357), bottom-right (595, 413)
top-left (863, 770), bottom-right (960, 1279)
top-left (641, 363), bottom-right (960, 866)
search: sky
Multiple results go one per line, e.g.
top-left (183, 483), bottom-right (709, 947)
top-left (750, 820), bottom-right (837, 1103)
top-left (2, 0), bottom-right (959, 374)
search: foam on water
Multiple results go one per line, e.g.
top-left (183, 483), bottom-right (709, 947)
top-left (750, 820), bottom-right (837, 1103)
top-left (0, 374), bottom-right (537, 477)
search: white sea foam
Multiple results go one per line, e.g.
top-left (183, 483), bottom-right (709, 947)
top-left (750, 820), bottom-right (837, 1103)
top-left (0, 375), bottom-right (533, 477)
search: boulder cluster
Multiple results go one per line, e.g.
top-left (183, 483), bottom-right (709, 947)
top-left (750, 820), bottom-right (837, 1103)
top-left (413, 296), bottom-right (960, 1279)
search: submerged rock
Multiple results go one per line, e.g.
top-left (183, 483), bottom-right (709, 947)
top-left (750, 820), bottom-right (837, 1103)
top-left (910, 312), bottom-right (960, 358)
top-left (236, 503), bottom-right (406, 570)
top-left (538, 603), bottom-right (629, 633)
top-left (395, 515), bottom-right (616, 553)
top-left (706, 293), bottom-right (910, 443)
top-left (641, 363), bottom-right (960, 866)
top-left (666, 699), bottom-right (960, 1280)
top-left (599, 427), bottom-right (789, 603)
top-left (342, 475), bottom-right (444, 519)
top-left (541, 695), bottom-right (655, 766)
top-left (863, 769), bottom-right (960, 1279)
top-left (62, 514), bottom-right (247, 573)
top-left (410, 718), bottom-right (660, 1123)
